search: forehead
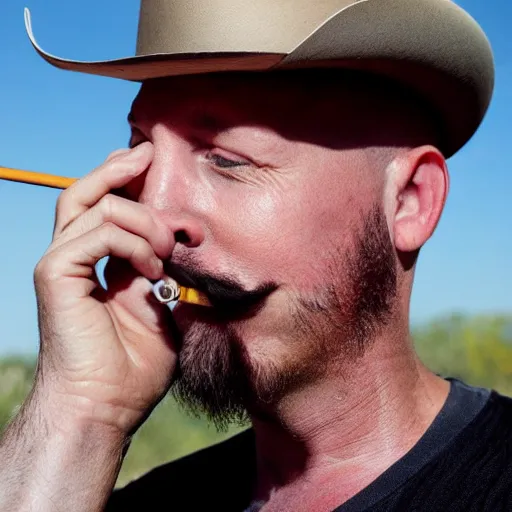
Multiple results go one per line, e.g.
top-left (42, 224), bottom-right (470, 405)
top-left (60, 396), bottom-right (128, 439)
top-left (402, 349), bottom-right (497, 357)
top-left (128, 71), bottom-right (386, 151)
top-left (128, 70), bottom-right (435, 152)
top-left (130, 72), bottom-right (322, 124)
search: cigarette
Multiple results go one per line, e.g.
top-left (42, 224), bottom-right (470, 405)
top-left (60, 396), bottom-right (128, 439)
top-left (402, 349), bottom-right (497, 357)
top-left (0, 166), bottom-right (211, 307)
top-left (152, 279), bottom-right (210, 307)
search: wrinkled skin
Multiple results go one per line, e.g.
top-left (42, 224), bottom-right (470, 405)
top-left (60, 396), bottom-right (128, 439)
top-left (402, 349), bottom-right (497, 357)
top-left (106, 70), bottom-right (436, 424)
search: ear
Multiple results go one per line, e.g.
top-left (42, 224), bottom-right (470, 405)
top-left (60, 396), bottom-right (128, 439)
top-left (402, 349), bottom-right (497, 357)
top-left (386, 146), bottom-right (449, 252)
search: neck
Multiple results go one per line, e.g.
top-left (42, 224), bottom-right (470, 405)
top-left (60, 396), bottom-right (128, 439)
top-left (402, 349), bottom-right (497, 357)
top-left (249, 328), bottom-right (450, 511)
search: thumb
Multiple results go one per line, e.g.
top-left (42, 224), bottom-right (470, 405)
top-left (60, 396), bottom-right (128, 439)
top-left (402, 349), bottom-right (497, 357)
top-left (104, 257), bottom-right (175, 340)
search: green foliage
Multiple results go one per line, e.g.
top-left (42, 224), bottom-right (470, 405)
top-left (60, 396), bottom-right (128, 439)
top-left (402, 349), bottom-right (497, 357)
top-left (413, 313), bottom-right (512, 395)
top-left (0, 313), bottom-right (510, 487)
top-left (117, 397), bottom-right (246, 486)
top-left (0, 357), bottom-right (36, 428)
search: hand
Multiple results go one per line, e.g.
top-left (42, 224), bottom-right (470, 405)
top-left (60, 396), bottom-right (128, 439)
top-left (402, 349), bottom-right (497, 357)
top-left (33, 142), bottom-right (177, 435)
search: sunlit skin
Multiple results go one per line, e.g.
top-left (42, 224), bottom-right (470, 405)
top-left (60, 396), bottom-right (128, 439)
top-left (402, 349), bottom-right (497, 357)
top-left (94, 71), bottom-right (452, 511)
top-left (125, 73), bottom-right (391, 389)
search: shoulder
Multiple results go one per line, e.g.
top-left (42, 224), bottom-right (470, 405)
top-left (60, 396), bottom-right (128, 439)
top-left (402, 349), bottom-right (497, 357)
top-left (408, 390), bottom-right (512, 508)
top-left (368, 389), bottom-right (512, 512)
top-left (469, 389), bottom-right (512, 439)
top-left (430, 388), bottom-right (512, 480)
top-left (105, 429), bottom-right (255, 511)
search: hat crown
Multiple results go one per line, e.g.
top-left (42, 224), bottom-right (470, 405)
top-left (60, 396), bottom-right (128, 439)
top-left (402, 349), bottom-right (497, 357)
top-left (136, 0), bottom-right (358, 55)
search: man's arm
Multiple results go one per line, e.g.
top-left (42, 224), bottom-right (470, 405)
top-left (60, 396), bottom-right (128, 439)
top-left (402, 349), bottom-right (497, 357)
top-left (0, 143), bottom-right (178, 511)
top-left (0, 390), bottom-right (128, 512)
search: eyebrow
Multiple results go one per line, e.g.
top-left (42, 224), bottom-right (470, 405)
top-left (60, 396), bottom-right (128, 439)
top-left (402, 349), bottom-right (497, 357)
top-left (127, 107), bottom-right (234, 133)
top-left (193, 113), bottom-right (229, 133)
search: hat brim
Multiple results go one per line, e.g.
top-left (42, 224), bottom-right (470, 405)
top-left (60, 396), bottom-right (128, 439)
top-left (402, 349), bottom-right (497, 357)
top-left (24, 0), bottom-right (494, 158)
top-left (25, 9), bottom-right (285, 79)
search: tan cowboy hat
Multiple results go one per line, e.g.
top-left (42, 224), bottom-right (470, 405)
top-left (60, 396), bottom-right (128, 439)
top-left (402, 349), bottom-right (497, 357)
top-left (25, 0), bottom-right (494, 157)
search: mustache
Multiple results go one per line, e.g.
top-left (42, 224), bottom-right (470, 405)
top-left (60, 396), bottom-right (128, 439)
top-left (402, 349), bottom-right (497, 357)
top-left (165, 262), bottom-right (277, 314)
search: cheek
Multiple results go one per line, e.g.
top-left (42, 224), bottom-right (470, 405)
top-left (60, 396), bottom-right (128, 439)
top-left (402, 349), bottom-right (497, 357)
top-left (203, 153), bottom-right (379, 289)
top-left (211, 185), bottom-right (353, 289)
top-left (219, 190), bottom-right (290, 265)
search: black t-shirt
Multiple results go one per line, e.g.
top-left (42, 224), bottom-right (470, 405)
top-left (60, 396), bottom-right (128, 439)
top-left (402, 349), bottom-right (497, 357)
top-left (106, 379), bottom-right (512, 511)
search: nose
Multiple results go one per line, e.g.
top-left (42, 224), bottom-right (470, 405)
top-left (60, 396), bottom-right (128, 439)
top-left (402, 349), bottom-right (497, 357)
top-left (136, 135), bottom-right (206, 249)
top-left (165, 218), bottom-right (205, 248)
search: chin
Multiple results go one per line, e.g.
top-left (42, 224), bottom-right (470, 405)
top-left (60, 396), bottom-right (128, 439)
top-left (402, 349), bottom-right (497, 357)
top-left (171, 301), bottom-right (325, 410)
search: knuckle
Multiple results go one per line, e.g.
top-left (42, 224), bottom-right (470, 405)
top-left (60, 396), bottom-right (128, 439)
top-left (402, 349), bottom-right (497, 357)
top-left (55, 188), bottom-right (71, 212)
top-left (99, 194), bottom-right (116, 220)
top-left (110, 156), bottom-right (138, 176)
top-left (106, 148), bottom-right (129, 161)
top-left (138, 237), bottom-right (152, 256)
top-left (135, 240), bottom-right (153, 262)
top-left (34, 254), bottom-right (62, 284)
top-left (99, 222), bottom-right (117, 241)
top-left (55, 187), bottom-right (79, 221)
top-left (33, 259), bottom-right (46, 282)
top-left (107, 156), bottom-right (126, 170)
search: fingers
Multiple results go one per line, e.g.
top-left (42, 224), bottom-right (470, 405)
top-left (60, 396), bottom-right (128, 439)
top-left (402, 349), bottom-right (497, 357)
top-left (36, 223), bottom-right (164, 299)
top-left (43, 142), bottom-right (169, 301)
top-left (49, 193), bottom-right (173, 260)
top-left (105, 148), bottom-right (131, 162)
top-left (53, 142), bottom-right (153, 237)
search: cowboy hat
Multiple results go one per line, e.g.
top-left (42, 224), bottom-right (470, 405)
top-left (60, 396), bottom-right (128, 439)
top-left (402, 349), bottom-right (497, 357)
top-left (24, 0), bottom-right (494, 157)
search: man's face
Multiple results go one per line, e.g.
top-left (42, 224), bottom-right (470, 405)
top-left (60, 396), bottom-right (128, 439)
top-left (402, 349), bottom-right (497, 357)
top-left (126, 72), bottom-right (397, 425)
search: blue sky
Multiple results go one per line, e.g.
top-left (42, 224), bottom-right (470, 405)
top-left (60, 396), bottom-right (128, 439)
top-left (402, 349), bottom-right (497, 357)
top-left (0, 0), bottom-right (510, 355)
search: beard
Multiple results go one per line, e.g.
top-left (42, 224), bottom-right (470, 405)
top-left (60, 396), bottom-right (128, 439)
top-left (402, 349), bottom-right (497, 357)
top-left (170, 204), bottom-right (397, 429)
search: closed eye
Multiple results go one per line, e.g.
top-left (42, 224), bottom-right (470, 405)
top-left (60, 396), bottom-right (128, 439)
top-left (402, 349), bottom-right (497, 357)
top-left (205, 150), bottom-right (251, 170)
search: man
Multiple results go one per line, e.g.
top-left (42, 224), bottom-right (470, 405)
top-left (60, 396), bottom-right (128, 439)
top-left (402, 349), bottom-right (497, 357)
top-left (1, 1), bottom-right (509, 511)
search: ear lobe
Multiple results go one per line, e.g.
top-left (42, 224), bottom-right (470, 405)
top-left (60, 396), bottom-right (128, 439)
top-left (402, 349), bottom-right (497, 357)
top-left (391, 146), bottom-right (449, 253)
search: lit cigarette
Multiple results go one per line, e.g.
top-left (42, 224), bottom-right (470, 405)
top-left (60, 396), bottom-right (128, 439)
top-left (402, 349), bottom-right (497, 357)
top-left (0, 166), bottom-right (211, 307)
